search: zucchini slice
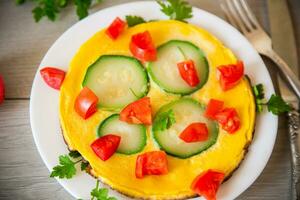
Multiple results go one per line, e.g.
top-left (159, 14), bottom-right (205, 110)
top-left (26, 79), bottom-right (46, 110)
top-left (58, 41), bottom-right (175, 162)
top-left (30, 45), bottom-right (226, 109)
top-left (152, 98), bottom-right (218, 158)
top-left (148, 40), bottom-right (209, 95)
top-left (97, 114), bottom-right (147, 155)
top-left (83, 55), bottom-right (149, 110)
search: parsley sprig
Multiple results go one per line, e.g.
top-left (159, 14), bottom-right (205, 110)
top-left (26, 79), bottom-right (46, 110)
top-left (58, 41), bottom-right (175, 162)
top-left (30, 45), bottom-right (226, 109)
top-left (157, 0), bottom-right (193, 22)
top-left (16, 0), bottom-right (193, 23)
top-left (50, 151), bottom-right (117, 200)
top-left (91, 180), bottom-right (117, 200)
top-left (253, 84), bottom-right (291, 115)
top-left (153, 109), bottom-right (176, 131)
top-left (50, 155), bottom-right (77, 179)
top-left (50, 151), bottom-right (88, 179)
top-left (15, 0), bottom-right (103, 22)
top-left (126, 15), bottom-right (146, 27)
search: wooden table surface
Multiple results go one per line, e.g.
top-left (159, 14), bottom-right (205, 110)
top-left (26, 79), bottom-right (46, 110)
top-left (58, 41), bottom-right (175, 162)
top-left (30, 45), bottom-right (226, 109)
top-left (0, 0), bottom-right (299, 199)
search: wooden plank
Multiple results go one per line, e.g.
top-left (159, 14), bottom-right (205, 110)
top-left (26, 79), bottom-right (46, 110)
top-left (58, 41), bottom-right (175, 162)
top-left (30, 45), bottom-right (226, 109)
top-left (0, 0), bottom-right (219, 99)
top-left (0, 100), bottom-right (71, 199)
top-left (0, 0), bottom-right (298, 199)
top-left (0, 0), bottom-right (299, 98)
top-left (0, 100), bottom-right (291, 199)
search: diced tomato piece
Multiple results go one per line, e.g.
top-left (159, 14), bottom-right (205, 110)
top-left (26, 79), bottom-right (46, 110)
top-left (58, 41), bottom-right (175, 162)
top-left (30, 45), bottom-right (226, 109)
top-left (217, 61), bottom-right (244, 91)
top-left (40, 67), bottom-right (65, 90)
top-left (120, 97), bottom-right (152, 125)
top-left (177, 60), bottom-right (200, 87)
top-left (105, 17), bottom-right (126, 40)
top-left (91, 134), bottom-right (121, 161)
top-left (215, 108), bottom-right (240, 133)
top-left (130, 31), bottom-right (157, 62)
top-left (74, 87), bottom-right (98, 119)
top-left (204, 99), bottom-right (224, 120)
top-left (135, 153), bottom-right (146, 179)
top-left (135, 151), bottom-right (168, 179)
top-left (0, 75), bottom-right (4, 104)
top-left (191, 170), bottom-right (225, 200)
top-left (179, 123), bottom-right (209, 143)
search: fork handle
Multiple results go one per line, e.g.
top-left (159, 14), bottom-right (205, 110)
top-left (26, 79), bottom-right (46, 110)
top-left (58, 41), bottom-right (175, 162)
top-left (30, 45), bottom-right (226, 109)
top-left (265, 49), bottom-right (300, 99)
top-left (288, 108), bottom-right (300, 199)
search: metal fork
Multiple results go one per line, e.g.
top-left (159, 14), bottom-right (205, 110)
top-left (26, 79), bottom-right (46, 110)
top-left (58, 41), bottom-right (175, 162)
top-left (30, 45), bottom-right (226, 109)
top-left (220, 0), bottom-right (300, 99)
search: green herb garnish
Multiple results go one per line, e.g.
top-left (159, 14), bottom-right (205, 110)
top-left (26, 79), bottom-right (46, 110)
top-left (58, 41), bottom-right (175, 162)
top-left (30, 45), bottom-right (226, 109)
top-left (153, 109), bottom-right (176, 131)
top-left (253, 83), bottom-right (265, 113)
top-left (157, 0), bottom-right (193, 22)
top-left (253, 84), bottom-right (291, 115)
top-left (129, 88), bottom-right (139, 98)
top-left (16, 0), bottom-right (103, 22)
top-left (50, 151), bottom-right (87, 179)
top-left (69, 150), bottom-right (82, 158)
top-left (177, 46), bottom-right (188, 60)
top-left (81, 161), bottom-right (89, 171)
top-left (91, 180), bottom-right (117, 200)
top-left (50, 155), bottom-right (77, 179)
top-left (126, 15), bottom-right (147, 27)
top-left (267, 94), bottom-right (292, 115)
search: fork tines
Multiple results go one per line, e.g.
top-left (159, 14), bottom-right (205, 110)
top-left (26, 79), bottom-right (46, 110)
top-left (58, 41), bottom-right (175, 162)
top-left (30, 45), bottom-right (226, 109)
top-left (220, 0), bottom-right (262, 34)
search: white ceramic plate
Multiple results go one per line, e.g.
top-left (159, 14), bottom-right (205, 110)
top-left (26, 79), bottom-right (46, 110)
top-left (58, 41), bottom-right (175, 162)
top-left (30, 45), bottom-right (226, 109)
top-left (30, 1), bottom-right (278, 199)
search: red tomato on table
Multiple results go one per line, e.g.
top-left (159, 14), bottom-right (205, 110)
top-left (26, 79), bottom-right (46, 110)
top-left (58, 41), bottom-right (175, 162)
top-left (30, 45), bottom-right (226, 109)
top-left (0, 75), bottom-right (5, 104)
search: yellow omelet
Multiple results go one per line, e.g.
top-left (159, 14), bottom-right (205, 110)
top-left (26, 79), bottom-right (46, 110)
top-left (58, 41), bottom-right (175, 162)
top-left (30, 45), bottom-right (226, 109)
top-left (59, 20), bottom-right (255, 199)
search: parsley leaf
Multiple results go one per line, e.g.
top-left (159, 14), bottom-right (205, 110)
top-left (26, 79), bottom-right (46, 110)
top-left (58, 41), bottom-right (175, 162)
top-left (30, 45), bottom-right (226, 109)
top-left (157, 0), bottom-right (193, 22)
top-left (74, 0), bottom-right (92, 20)
top-left (252, 83), bottom-right (291, 115)
top-left (32, 7), bottom-right (45, 22)
top-left (50, 155), bottom-right (76, 179)
top-left (126, 15), bottom-right (146, 27)
top-left (15, 0), bottom-right (26, 5)
top-left (57, 0), bottom-right (68, 8)
top-left (153, 109), bottom-right (176, 131)
top-left (91, 180), bottom-right (117, 200)
top-left (17, 0), bottom-right (103, 22)
top-left (69, 150), bottom-right (82, 158)
top-left (253, 84), bottom-right (265, 113)
top-left (267, 94), bottom-right (291, 115)
top-left (81, 161), bottom-right (89, 171)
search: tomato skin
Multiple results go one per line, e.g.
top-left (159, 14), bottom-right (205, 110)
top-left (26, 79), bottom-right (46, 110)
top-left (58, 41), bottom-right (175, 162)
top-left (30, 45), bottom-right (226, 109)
top-left (91, 134), bottom-right (121, 161)
top-left (217, 61), bottom-right (244, 91)
top-left (204, 99), bottom-right (224, 120)
top-left (191, 170), bottom-right (225, 200)
top-left (135, 151), bottom-right (168, 179)
top-left (135, 154), bottom-right (146, 178)
top-left (177, 60), bottom-right (200, 87)
top-left (74, 87), bottom-right (98, 119)
top-left (0, 75), bottom-right (5, 104)
top-left (40, 67), bottom-right (65, 90)
top-left (130, 31), bottom-right (157, 62)
top-left (120, 97), bottom-right (152, 125)
top-left (215, 108), bottom-right (240, 133)
top-left (105, 17), bottom-right (126, 40)
top-left (179, 123), bottom-right (209, 143)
